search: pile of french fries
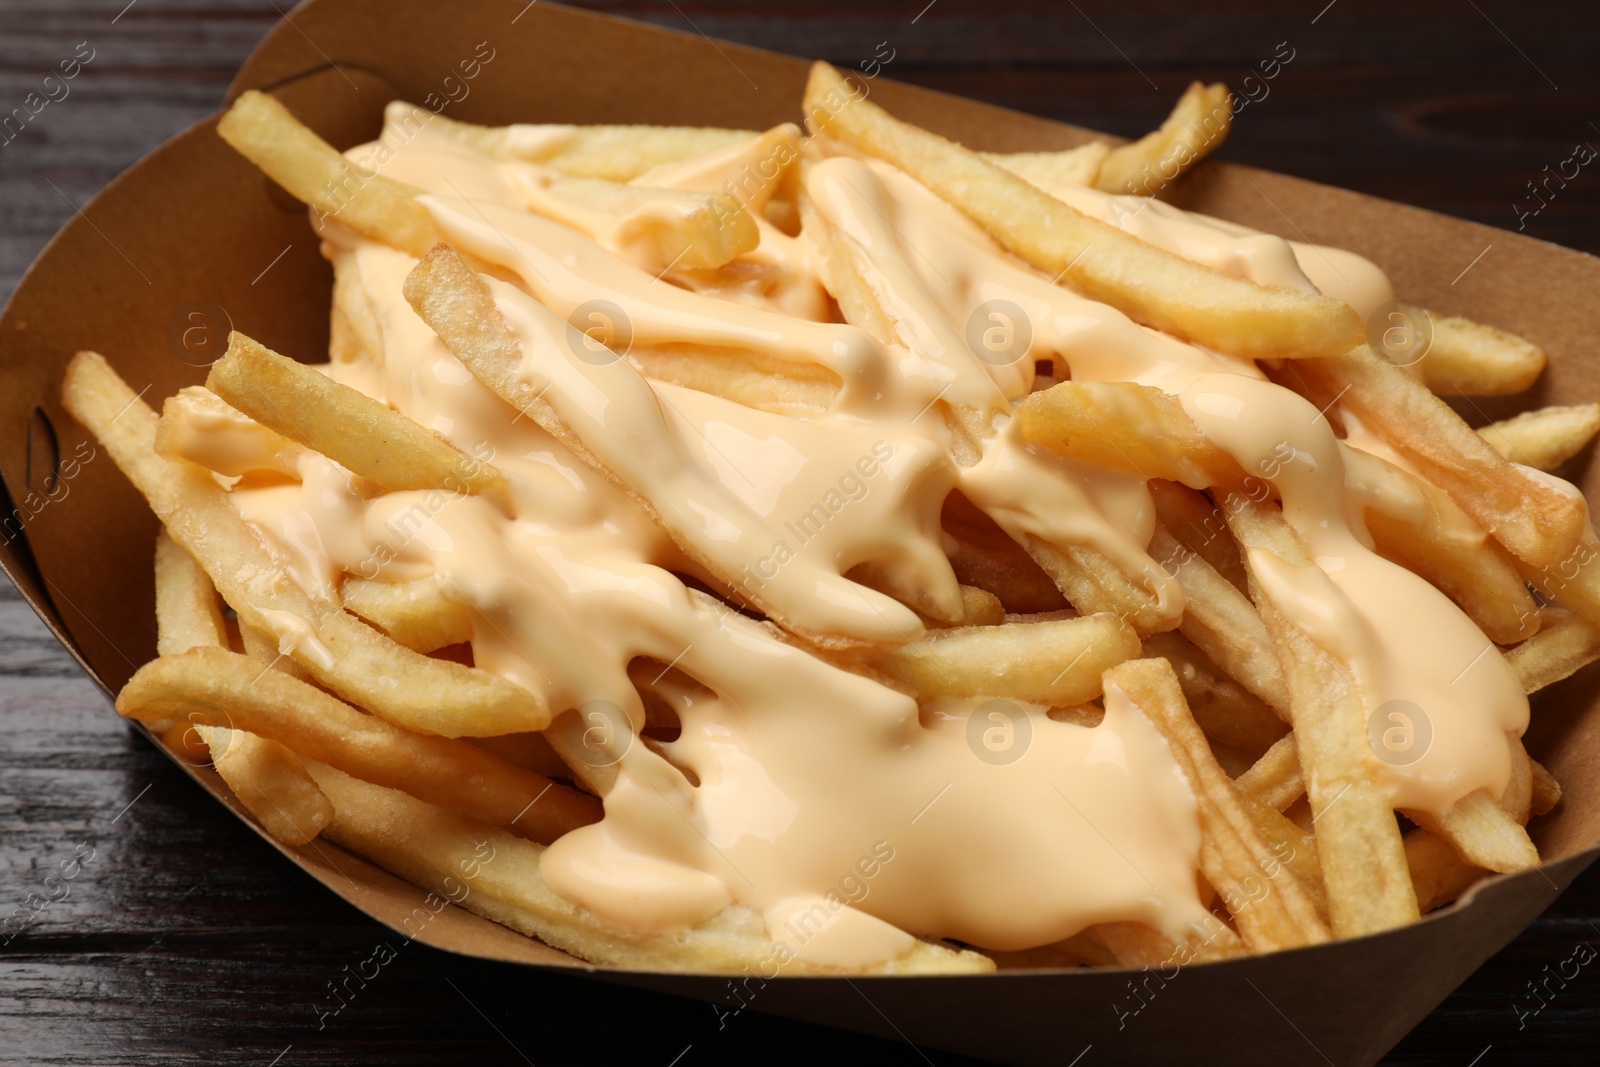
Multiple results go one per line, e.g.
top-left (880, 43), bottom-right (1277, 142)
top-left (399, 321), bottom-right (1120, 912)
top-left (60, 61), bottom-right (1600, 975)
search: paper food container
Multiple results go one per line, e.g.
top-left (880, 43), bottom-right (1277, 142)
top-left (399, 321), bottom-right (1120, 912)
top-left (3, 1), bottom-right (1598, 1063)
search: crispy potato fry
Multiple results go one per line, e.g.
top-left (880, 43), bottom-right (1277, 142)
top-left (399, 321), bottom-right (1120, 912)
top-left (1018, 381), bottom-right (1248, 488)
top-left (1085, 916), bottom-right (1243, 969)
top-left (1405, 788), bottom-right (1538, 874)
top-left (1222, 491), bottom-right (1420, 937)
top-left (307, 761), bottom-right (991, 973)
top-left (804, 62), bottom-right (1362, 362)
top-left (1026, 534), bottom-right (1178, 635)
top-left (1504, 610), bottom-right (1600, 694)
top-left (1235, 734), bottom-right (1305, 813)
top-left (1284, 346), bottom-right (1585, 569)
top-left (208, 332), bottom-right (509, 504)
top-left (1405, 303), bottom-right (1547, 396)
top-left (340, 573), bottom-right (474, 654)
top-left (1094, 81), bottom-right (1232, 196)
top-left (500, 167), bottom-right (759, 272)
top-left (1480, 403), bottom-right (1600, 471)
top-left (1500, 735), bottom-right (1534, 825)
top-left (1105, 658), bottom-right (1328, 951)
top-left (1404, 830), bottom-right (1487, 913)
top-left (984, 141), bottom-right (1110, 190)
top-left (1140, 631), bottom-right (1288, 758)
top-left (1352, 446), bottom-right (1540, 645)
top-left (626, 343), bottom-right (838, 415)
top-left (218, 91), bottom-right (440, 257)
top-left (118, 647), bottom-right (598, 842)
top-left (397, 102), bottom-right (757, 181)
top-left (1149, 525), bottom-right (1290, 715)
top-left (872, 614), bottom-right (1138, 705)
top-left (1237, 792), bottom-right (1327, 921)
top-left (942, 504), bottom-right (1070, 615)
top-left (956, 584), bottom-right (1006, 627)
top-left (63, 352), bottom-right (545, 737)
top-left (155, 387), bottom-right (307, 480)
top-left (155, 530), bottom-right (333, 846)
top-left (1531, 758), bottom-right (1563, 816)
top-left (1148, 481), bottom-right (1248, 592)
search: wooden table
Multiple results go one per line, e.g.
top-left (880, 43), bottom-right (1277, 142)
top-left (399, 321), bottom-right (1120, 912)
top-left (3, 1), bottom-right (1599, 1063)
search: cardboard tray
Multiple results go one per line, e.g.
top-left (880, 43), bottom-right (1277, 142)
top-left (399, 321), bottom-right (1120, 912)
top-left (3, 1), bottom-right (1599, 1062)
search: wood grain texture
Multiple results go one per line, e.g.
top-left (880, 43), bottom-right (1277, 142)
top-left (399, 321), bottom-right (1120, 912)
top-left (2, 1), bottom-right (1599, 1064)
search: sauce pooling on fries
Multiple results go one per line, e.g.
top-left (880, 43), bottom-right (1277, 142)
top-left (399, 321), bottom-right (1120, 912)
top-left (166, 102), bottom-right (1530, 961)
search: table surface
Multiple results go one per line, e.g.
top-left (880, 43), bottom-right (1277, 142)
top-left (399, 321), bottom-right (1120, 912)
top-left (4, 1), bottom-right (1600, 1064)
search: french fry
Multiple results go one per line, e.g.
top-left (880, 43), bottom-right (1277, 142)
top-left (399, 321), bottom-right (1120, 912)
top-left (626, 343), bottom-right (838, 415)
top-left (499, 167), bottom-right (760, 272)
top-left (942, 494), bottom-right (1071, 614)
top-left (1283, 346), bottom-right (1585, 569)
top-left (154, 530), bottom-right (333, 847)
top-left (1405, 789), bottom-right (1538, 874)
top-left (1148, 480), bottom-right (1248, 593)
top-left (118, 647), bottom-right (599, 842)
top-left (1222, 491), bottom-right (1420, 937)
top-left (218, 91), bottom-right (440, 257)
top-left (804, 62), bottom-right (1362, 362)
top-left (307, 761), bottom-right (992, 974)
top-left (1404, 830), bottom-right (1487, 913)
top-left (984, 141), bottom-right (1110, 190)
top-left (1352, 446), bottom-right (1540, 645)
top-left (63, 352), bottom-right (546, 738)
top-left (1104, 658), bottom-right (1329, 951)
top-left (1148, 525), bottom-right (1290, 715)
top-left (208, 332), bottom-right (510, 505)
top-left (1504, 610), bottom-right (1600, 694)
top-left (1085, 916), bottom-right (1243, 969)
top-left (396, 102), bottom-right (756, 181)
top-left (1140, 631), bottom-right (1288, 758)
top-left (1480, 403), bottom-right (1600, 471)
top-left (1025, 532), bottom-right (1178, 635)
top-left (340, 574), bottom-right (474, 654)
top-left (1531, 759), bottom-right (1563, 816)
top-left (1235, 734), bottom-right (1305, 813)
top-left (155, 387), bottom-right (307, 480)
top-left (1017, 381), bottom-right (1248, 487)
top-left (1405, 303), bottom-right (1547, 397)
top-left (1093, 81), bottom-right (1232, 196)
top-left (872, 614), bottom-right (1138, 705)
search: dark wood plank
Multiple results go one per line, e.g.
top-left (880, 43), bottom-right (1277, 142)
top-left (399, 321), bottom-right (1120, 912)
top-left (3, 2), bottom-right (1600, 1064)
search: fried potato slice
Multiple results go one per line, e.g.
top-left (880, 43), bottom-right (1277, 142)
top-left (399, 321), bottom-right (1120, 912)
top-left (399, 102), bottom-right (756, 181)
top-left (1352, 446), bottom-right (1540, 645)
top-left (1222, 491), bottom-right (1420, 937)
top-left (1149, 525), bottom-right (1290, 715)
top-left (208, 332), bottom-right (509, 505)
top-left (984, 141), bottom-right (1110, 190)
top-left (1148, 480), bottom-right (1248, 592)
top-left (1141, 631), bottom-right (1288, 759)
top-left (307, 761), bottom-right (993, 974)
top-left (118, 647), bottom-right (598, 843)
top-left (499, 167), bottom-right (759, 272)
top-left (1404, 830), bottom-right (1487, 913)
top-left (340, 574), bottom-right (474, 654)
top-left (1093, 81), bottom-right (1232, 196)
top-left (63, 352), bottom-right (545, 737)
top-left (1405, 303), bottom-right (1547, 396)
top-left (1480, 403), bottom-right (1600, 471)
top-left (1531, 758), bottom-right (1563, 816)
top-left (1105, 658), bottom-right (1329, 951)
top-left (804, 62), bottom-right (1362, 362)
top-left (1404, 788), bottom-right (1538, 874)
top-left (1285, 346), bottom-right (1586, 569)
top-left (1505, 612), bottom-right (1600, 695)
top-left (871, 614), bottom-right (1138, 705)
top-left (1235, 734), bottom-right (1305, 813)
top-left (1018, 381), bottom-right (1248, 488)
top-left (219, 91), bottom-right (440, 257)
top-left (155, 530), bottom-right (332, 847)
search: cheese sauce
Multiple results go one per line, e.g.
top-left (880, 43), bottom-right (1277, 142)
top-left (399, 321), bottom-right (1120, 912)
top-left (176, 112), bottom-right (1528, 962)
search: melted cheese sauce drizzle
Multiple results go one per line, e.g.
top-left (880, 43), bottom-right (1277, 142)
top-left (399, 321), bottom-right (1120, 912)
top-left (183, 115), bottom-right (1528, 963)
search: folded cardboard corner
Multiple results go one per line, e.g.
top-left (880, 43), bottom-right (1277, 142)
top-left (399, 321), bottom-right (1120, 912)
top-left (1, 2), bottom-right (1597, 1064)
